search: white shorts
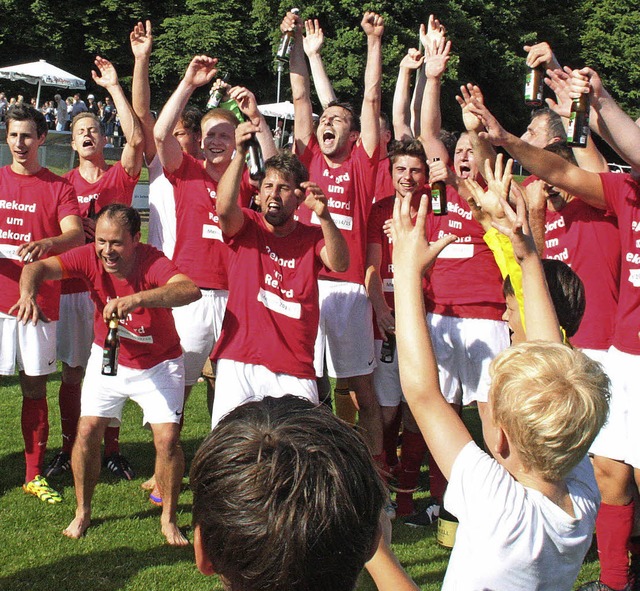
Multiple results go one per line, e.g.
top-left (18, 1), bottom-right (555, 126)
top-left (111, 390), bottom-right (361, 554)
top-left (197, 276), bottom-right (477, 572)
top-left (590, 347), bottom-right (640, 468)
top-left (313, 280), bottom-right (376, 378)
top-left (428, 313), bottom-right (509, 405)
top-left (57, 292), bottom-right (94, 368)
top-left (172, 289), bottom-right (228, 386)
top-left (0, 313), bottom-right (58, 376)
top-left (212, 359), bottom-right (318, 428)
top-left (81, 344), bottom-right (185, 427)
top-left (372, 339), bottom-right (405, 407)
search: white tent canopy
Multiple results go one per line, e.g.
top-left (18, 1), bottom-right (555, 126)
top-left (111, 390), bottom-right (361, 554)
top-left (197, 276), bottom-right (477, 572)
top-left (258, 100), bottom-right (318, 121)
top-left (0, 60), bottom-right (86, 108)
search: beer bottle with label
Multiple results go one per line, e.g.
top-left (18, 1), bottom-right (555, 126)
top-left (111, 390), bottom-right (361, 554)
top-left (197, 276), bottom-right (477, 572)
top-left (566, 93), bottom-right (590, 148)
top-left (430, 158), bottom-right (447, 216)
top-left (101, 315), bottom-right (120, 376)
top-left (276, 8), bottom-right (300, 62)
top-left (380, 313), bottom-right (396, 363)
top-left (524, 66), bottom-right (544, 107)
top-left (207, 72), bottom-right (229, 110)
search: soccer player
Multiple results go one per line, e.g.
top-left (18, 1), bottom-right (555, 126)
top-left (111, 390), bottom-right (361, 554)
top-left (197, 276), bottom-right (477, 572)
top-left (45, 55), bottom-right (144, 481)
top-left (0, 104), bottom-right (83, 503)
top-left (11, 204), bottom-right (201, 545)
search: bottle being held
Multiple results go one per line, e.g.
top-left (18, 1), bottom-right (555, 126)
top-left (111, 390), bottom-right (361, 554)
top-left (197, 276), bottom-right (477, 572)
top-left (276, 8), bottom-right (300, 62)
top-left (566, 93), bottom-right (590, 148)
top-left (101, 315), bottom-right (120, 376)
top-left (524, 66), bottom-right (544, 107)
top-left (430, 158), bottom-right (447, 216)
top-left (380, 313), bottom-right (396, 363)
top-left (207, 72), bottom-right (230, 110)
top-left (246, 136), bottom-right (265, 181)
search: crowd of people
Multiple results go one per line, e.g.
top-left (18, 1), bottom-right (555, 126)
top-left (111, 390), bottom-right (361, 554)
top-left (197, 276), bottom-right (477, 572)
top-left (1, 8), bottom-right (639, 591)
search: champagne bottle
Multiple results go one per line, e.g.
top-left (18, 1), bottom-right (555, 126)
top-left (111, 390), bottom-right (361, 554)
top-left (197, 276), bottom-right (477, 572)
top-left (430, 158), bottom-right (447, 216)
top-left (276, 8), bottom-right (300, 62)
top-left (101, 315), bottom-right (120, 376)
top-left (524, 66), bottom-right (544, 107)
top-left (566, 93), bottom-right (590, 148)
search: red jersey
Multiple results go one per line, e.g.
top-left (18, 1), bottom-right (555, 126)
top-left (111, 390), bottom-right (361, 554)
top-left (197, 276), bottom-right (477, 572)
top-left (165, 153), bottom-right (256, 290)
top-left (426, 186), bottom-right (504, 320)
top-left (297, 135), bottom-right (379, 285)
top-left (544, 199), bottom-right (620, 350)
top-left (598, 172), bottom-right (640, 354)
top-left (212, 209), bottom-right (326, 379)
top-left (57, 243), bottom-right (183, 369)
top-left (374, 156), bottom-right (395, 203)
top-left (62, 162), bottom-right (139, 294)
top-left (0, 166), bottom-right (78, 320)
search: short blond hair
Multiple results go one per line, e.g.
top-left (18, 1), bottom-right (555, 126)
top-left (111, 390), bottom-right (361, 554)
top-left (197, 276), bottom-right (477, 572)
top-left (489, 341), bottom-right (609, 481)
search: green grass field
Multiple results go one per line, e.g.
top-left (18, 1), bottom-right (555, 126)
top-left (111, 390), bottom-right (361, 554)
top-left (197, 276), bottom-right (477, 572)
top-left (0, 367), bottom-right (601, 590)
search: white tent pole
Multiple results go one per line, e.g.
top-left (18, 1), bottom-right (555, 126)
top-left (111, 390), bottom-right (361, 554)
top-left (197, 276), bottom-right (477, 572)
top-left (35, 80), bottom-right (42, 109)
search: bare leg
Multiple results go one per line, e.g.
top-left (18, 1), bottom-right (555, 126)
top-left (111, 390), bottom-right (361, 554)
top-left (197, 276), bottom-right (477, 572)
top-left (63, 416), bottom-right (110, 538)
top-left (350, 374), bottom-right (383, 456)
top-left (151, 422), bottom-right (188, 546)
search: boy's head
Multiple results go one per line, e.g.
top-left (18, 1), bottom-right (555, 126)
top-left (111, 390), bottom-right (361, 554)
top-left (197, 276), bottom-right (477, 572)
top-left (190, 395), bottom-right (385, 591)
top-left (488, 342), bottom-right (609, 481)
top-left (200, 108), bottom-right (239, 167)
top-left (503, 259), bottom-right (585, 343)
top-left (388, 139), bottom-right (428, 199)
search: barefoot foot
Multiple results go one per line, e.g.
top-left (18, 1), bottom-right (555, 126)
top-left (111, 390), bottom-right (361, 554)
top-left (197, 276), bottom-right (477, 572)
top-left (162, 522), bottom-right (189, 546)
top-left (141, 475), bottom-right (156, 491)
top-left (63, 515), bottom-right (90, 539)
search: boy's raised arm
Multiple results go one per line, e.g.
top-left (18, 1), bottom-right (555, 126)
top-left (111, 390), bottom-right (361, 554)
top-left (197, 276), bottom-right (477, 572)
top-left (392, 194), bottom-right (470, 479)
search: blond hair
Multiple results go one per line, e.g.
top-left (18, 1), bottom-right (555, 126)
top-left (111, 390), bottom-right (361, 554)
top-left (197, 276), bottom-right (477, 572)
top-left (201, 107), bottom-right (239, 130)
top-left (489, 341), bottom-right (609, 481)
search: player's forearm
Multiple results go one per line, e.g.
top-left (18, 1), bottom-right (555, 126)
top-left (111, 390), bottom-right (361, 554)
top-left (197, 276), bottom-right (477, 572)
top-left (215, 149), bottom-right (246, 234)
top-left (410, 67), bottom-right (427, 137)
top-left (256, 115), bottom-right (278, 161)
top-left (468, 130), bottom-right (496, 181)
top-left (136, 280), bottom-right (202, 310)
top-left (365, 266), bottom-right (390, 320)
top-left (154, 80), bottom-right (194, 145)
top-left (109, 84), bottom-right (144, 149)
top-left (290, 42), bottom-right (314, 148)
top-left (132, 55), bottom-right (151, 120)
top-left (360, 35), bottom-right (382, 155)
top-left (319, 214), bottom-right (349, 272)
top-left (365, 538), bottom-right (420, 591)
top-left (593, 91), bottom-right (640, 170)
top-left (308, 53), bottom-right (336, 110)
top-left (48, 224), bottom-right (84, 254)
top-left (19, 260), bottom-right (59, 299)
top-left (392, 67), bottom-right (413, 140)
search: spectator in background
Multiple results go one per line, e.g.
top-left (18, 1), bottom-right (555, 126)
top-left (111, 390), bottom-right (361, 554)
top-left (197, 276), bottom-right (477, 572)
top-left (0, 91), bottom-right (8, 123)
top-left (102, 95), bottom-right (116, 146)
top-left (87, 94), bottom-right (99, 116)
top-left (54, 94), bottom-right (69, 132)
top-left (70, 93), bottom-right (88, 118)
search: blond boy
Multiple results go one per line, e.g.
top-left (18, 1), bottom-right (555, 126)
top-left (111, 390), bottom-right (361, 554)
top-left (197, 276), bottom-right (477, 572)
top-left (391, 186), bottom-right (609, 590)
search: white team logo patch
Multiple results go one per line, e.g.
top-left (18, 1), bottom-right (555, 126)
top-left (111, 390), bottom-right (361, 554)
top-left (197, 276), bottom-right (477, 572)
top-left (383, 278), bottom-right (394, 292)
top-left (202, 224), bottom-right (223, 241)
top-left (257, 288), bottom-right (301, 319)
top-left (438, 243), bottom-right (474, 259)
top-left (118, 325), bottom-right (154, 344)
top-left (629, 269), bottom-right (640, 287)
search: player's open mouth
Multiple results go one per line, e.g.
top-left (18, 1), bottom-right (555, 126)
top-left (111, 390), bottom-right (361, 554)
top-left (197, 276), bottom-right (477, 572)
top-left (322, 130), bottom-right (335, 144)
top-left (102, 257), bottom-right (118, 268)
top-left (267, 202), bottom-right (281, 211)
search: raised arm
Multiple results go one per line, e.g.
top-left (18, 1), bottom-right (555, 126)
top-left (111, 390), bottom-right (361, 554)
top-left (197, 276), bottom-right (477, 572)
top-left (228, 85), bottom-right (277, 161)
top-left (359, 11), bottom-right (384, 157)
top-left (469, 99), bottom-right (606, 209)
top-left (391, 193), bottom-right (467, 479)
top-left (284, 11), bottom-right (315, 154)
top-left (303, 19), bottom-right (336, 110)
top-left (102, 272), bottom-right (201, 323)
top-left (302, 182), bottom-right (349, 272)
top-left (392, 49), bottom-right (423, 141)
top-left (571, 67), bottom-right (640, 173)
top-left (418, 36), bottom-right (452, 163)
top-left (92, 56), bottom-right (144, 177)
top-left (9, 257), bottom-right (64, 325)
top-left (154, 56), bottom-right (218, 173)
top-left (215, 121), bottom-right (255, 237)
top-left (130, 20), bottom-right (156, 163)
top-left (365, 534), bottom-right (420, 591)
top-left (544, 67), bottom-right (609, 172)
top-left (17, 214), bottom-right (83, 264)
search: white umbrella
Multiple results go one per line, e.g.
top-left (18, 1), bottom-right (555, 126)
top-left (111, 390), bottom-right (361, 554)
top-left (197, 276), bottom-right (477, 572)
top-left (0, 60), bottom-right (86, 108)
top-left (258, 101), bottom-right (318, 120)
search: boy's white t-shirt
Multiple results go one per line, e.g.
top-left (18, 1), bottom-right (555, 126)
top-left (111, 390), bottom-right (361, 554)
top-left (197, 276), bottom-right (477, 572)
top-left (442, 441), bottom-right (599, 591)
top-left (147, 154), bottom-right (177, 259)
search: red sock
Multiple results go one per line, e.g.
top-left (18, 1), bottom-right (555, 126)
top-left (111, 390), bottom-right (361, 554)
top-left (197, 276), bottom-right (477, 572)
top-left (22, 397), bottom-right (49, 482)
top-left (372, 453), bottom-right (390, 479)
top-left (382, 409), bottom-right (401, 469)
top-left (103, 426), bottom-right (120, 457)
top-left (396, 428), bottom-right (427, 515)
top-left (597, 501), bottom-right (634, 590)
top-left (427, 448), bottom-right (447, 504)
top-left (58, 381), bottom-right (81, 454)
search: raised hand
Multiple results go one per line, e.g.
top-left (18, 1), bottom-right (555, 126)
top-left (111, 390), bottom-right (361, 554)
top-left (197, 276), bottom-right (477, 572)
top-left (455, 83), bottom-right (486, 133)
top-left (524, 41), bottom-right (559, 71)
top-left (130, 20), bottom-right (152, 60)
top-left (544, 67), bottom-right (574, 118)
top-left (399, 48), bottom-right (424, 70)
top-left (464, 153), bottom-right (512, 227)
top-left (303, 19), bottom-right (325, 57)
top-left (92, 56), bottom-right (119, 89)
top-left (491, 185), bottom-right (537, 264)
top-left (300, 181), bottom-right (329, 217)
top-left (467, 99), bottom-right (510, 146)
top-left (228, 86), bottom-right (259, 120)
top-left (361, 11), bottom-right (384, 37)
top-left (280, 10), bottom-right (302, 36)
top-left (419, 14), bottom-right (446, 52)
top-left (234, 120), bottom-right (260, 152)
top-left (424, 37), bottom-right (451, 79)
top-left (183, 55), bottom-right (218, 89)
